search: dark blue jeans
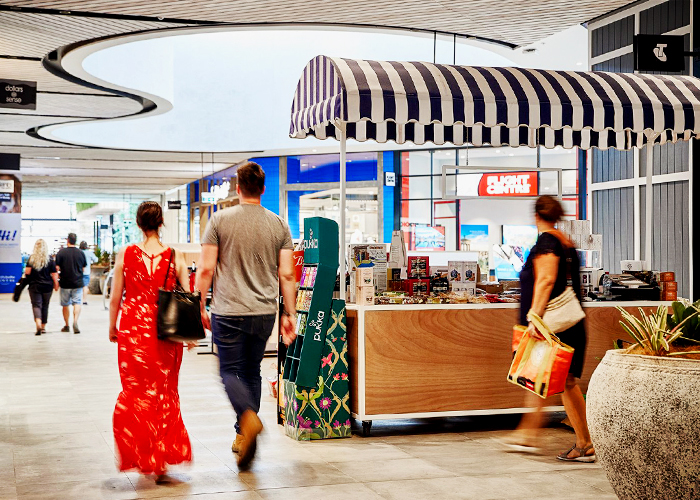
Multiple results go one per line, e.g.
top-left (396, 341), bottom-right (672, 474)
top-left (211, 313), bottom-right (276, 433)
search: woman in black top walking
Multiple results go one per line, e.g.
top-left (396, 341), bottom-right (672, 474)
top-left (504, 196), bottom-right (595, 463)
top-left (24, 239), bottom-right (59, 335)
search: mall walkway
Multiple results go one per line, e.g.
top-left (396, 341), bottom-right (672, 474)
top-left (0, 293), bottom-right (617, 500)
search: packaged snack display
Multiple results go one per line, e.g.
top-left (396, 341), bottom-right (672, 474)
top-left (408, 256), bottom-right (429, 279)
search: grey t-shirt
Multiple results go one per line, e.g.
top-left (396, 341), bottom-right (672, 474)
top-left (202, 204), bottom-right (293, 316)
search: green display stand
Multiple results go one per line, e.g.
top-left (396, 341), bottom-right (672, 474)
top-left (283, 217), bottom-right (339, 388)
top-left (284, 299), bottom-right (351, 440)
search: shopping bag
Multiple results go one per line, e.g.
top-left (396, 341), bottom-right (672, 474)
top-left (512, 324), bottom-right (527, 354)
top-left (507, 314), bottom-right (574, 398)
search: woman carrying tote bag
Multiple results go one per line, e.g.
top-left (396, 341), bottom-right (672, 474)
top-left (108, 201), bottom-right (195, 482)
top-left (503, 195), bottom-right (595, 463)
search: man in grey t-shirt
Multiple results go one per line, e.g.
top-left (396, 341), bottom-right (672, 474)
top-left (196, 162), bottom-right (297, 469)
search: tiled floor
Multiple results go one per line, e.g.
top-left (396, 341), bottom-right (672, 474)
top-left (0, 293), bottom-right (617, 500)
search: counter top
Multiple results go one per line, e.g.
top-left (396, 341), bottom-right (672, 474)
top-left (345, 301), bottom-right (670, 312)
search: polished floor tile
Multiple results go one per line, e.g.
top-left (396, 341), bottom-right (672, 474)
top-left (1, 294), bottom-right (614, 500)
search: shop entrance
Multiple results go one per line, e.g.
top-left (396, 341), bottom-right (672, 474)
top-left (297, 187), bottom-right (379, 247)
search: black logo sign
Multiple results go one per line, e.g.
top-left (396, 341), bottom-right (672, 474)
top-left (167, 200), bottom-right (182, 210)
top-left (634, 35), bottom-right (686, 73)
top-left (0, 79), bottom-right (37, 110)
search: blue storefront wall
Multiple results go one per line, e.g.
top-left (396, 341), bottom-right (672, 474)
top-left (187, 152), bottom-right (394, 243)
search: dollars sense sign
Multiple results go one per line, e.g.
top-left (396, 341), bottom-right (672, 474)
top-left (0, 79), bottom-right (37, 110)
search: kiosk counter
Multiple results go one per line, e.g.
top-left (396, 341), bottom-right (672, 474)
top-left (346, 301), bottom-right (667, 436)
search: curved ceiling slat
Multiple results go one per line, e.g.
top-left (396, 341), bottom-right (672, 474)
top-left (0, 0), bottom-right (630, 46)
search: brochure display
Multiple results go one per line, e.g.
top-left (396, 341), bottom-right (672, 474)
top-left (284, 299), bottom-right (350, 440)
top-left (282, 217), bottom-right (351, 440)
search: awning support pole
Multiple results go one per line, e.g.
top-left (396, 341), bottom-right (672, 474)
top-left (645, 139), bottom-right (654, 268)
top-left (339, 123), bottom-right (347, 300)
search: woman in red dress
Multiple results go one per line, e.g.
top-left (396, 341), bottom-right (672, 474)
top-left (108, 201), bottom-right (193, 480)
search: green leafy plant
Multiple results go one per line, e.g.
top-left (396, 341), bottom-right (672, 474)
top-left (668, 299), bottom-right (700, 345)
top-left (617, 305), bottom-right (700, 357)
top-left (93, 247), bottom-right (111, 266)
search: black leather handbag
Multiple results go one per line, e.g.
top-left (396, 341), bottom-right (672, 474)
top-left (157, 249), bottom-right (206, 343)
top-left (12, 276), bottom-right (28, 302)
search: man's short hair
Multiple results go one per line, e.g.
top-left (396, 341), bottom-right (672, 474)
top-left (67, 233), bottom-right (77, 245)
top-left (237, 162), bottom-right (265, 197)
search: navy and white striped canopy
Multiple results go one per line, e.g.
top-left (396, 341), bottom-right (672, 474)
top-left (289, 55), bottom-right (700, 150)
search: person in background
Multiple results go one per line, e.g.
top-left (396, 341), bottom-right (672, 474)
top-left (196, 161), bottom-right (297, 469)
top-left (55, 233), bottom-right (87, 334)
top-left (24, 239), bottom-right (59, 335)
top-left (79, 241), bottom-right (98, 305)
top-left (505, 195), bottom-right (595, 462)
top-left (109, 201), bottom-right (193, 482)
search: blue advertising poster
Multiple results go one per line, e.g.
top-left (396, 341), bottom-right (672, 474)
top-left (493, 244), bottom-right (527, 280)
top-left (0, 212), bottom-right (22, 293)
top-left (460, 224), bottom-right (489, 251)
top-left (413, 226), bottom-right (445, 251)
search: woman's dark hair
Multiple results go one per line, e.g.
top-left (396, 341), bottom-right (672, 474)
top-left (535, 195), bottom-right (564, 223)
top-left (236, 161), bottom-right (265, 197)
top-left (79, 241), bottom-right (88, 250)
top-left (136, 201), bottom-right (164, 232)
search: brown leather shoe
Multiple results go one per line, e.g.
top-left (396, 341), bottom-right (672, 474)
top-left (231, 433), bottom-right (244, 454)
top-left (237, 410), bottom-right (263, 469)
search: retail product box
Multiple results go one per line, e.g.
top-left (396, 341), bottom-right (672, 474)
top-left (447, 261), bottom-right (463, 281)
top-left (349, 244), bottom-right (387, 292)
top-left (355, 286), bottom-right (375, 306)
top-left (387, 268), bottom-right (403, 281)
top-left (387, 279), bottom-right (405, 292)
top-left (451, 281), bottom-right (476, 295)
top-left (661, 281), bottom-right (678, 292)
top-left (620, 260), bottom-right (646, 272)
top-left (388, 230), bottom-right (408, 268)
top-left (662, 290), bottom-right (678, 301)
top-left (580, 270), bottom-right (594, 287)
top-left (284, 299), bottom-right (351, 441)
top-left (406, 279), bottom-right (430, 296)
top-left (356, 266), bottom-right (374, 287)
top-left (478, 282), bottom-right (503, 294)
top-left (463, 262), bottom-right (478, 282)
top-left (431, 276), bottom-right (450, 294)
top-left (582, 234), bottom-right (603, 251)
top-left (557, 220), bottom-right (572, 236)
top-left (660, 272), bottom-right (676, 282)
top-left (569, 234), bottom-right (584, 250)
top-left (570, 220), bottom-right (591, 235)
top-left (408, 256), bottom-right (429, 279)
top-left (501, 280), bottom-right (521, 291)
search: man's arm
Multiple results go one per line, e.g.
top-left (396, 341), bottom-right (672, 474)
top-left (278, 248), bottom-right (298, 346)
top-left (195, 243), bottom-right (218, 330)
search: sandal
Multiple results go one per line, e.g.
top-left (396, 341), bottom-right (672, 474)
top-left (557, 444), bottom-right (596, 463)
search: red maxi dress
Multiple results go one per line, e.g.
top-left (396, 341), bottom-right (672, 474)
top-left (113, 245), bottom-right (192, 474)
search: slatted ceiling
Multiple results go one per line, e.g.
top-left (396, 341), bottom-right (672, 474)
top-left (0, 145), bottom-right (250, 163)
top-left (21, 168), bottom-right (200, 179)
top-left (0, 59), bottom-right (113, 95)
top-left (0, 131), bottom-right (78, 147)
top-left (19, 158), bottom-right (230, 173)
top-left (0, 115), bottom-right (85, 132)
top-left (0, 11), bottom-right (185, 57)
top-left (0, 1), bottom-right (631, 47)
top-left (0, 93), bottom-right (141, 118)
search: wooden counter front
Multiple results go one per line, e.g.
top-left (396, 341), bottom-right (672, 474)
top-left (346, 302), bottom-right (665, 421)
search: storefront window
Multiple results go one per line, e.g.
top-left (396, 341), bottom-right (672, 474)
top-left (287, 153), bottom-right (378, 184)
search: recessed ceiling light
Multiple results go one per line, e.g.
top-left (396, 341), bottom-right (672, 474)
top-left (508, 153), bottom-right (514, 157)
top-left (312, 149), bottom-right (317, 152)
top-left (576, 62), bottom-right (583, 66)
top-left (495, 150), bottom-right (501, 154)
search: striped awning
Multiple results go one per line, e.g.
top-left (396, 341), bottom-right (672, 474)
top-left (289, 55), bottom-right (700, 150)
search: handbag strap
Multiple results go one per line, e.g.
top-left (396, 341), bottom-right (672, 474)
top-left (163, 248), bottom-right (175, 289)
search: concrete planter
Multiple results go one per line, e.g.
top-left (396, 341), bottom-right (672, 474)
top-left (587, 349), bottom-right (700, 500)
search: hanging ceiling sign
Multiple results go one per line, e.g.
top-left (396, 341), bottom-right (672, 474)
top-left (441, 166), bottom-right (562, 200)
top-left (477, 171), bottom-right (538, 197)
top-left (0, 79), bottom-right (37, 110)
top-left (167, 200), bottom-right (182, 209)
top-left (634, 35), bottom-right (686, 73)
